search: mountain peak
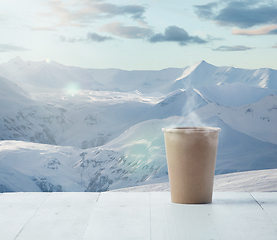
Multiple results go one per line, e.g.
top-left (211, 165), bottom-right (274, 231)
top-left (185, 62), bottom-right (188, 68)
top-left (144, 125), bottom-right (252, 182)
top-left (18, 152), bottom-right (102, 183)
top-left (8, 56), bottom-right (25, 64)
top-left (193, 60), bottom-right (214, 68)
top-left (196, 60), bottom-right (207, 65)
top-left (0, 57), bottom-right (26, 69)
top-left (175, 60), bottom-right (214, 81)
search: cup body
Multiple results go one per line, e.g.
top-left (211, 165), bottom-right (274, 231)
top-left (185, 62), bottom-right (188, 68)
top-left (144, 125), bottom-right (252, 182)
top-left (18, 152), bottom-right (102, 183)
top-left (163, 127), bottom-right (220, 204)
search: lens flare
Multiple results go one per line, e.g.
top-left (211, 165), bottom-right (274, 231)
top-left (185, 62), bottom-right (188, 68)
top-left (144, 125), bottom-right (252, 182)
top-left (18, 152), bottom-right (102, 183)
top-left (65, 82), bottom-right (80, 96)
top-left (45, 58), bottom-right (51, 63)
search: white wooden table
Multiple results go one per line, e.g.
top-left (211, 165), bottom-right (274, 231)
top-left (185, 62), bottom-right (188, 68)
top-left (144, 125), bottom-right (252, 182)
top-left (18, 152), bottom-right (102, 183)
top-left (0, 192), bottom-right (277, 240)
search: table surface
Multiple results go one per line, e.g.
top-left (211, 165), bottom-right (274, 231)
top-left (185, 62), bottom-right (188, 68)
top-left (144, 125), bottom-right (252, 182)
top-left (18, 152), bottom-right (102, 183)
top-left (1, 192), bottom-right (277, 240)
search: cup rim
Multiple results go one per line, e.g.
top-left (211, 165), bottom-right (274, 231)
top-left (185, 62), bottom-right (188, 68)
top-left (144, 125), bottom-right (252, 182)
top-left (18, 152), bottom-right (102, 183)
top-left (162, 127), bottom-right (221, 133)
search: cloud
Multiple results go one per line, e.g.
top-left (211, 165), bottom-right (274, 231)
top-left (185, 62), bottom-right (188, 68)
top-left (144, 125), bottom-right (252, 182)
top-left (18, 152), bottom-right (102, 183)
top-left (272, 44), bottom-right (277, 48)
top-left (206, 34), bottom-right (224, 41)
top-left (194, 1), bottom-right (277, 29)
top-left (212, 45), bottom-right (254, 51)
top-left (268, 29), bottom-right (277, 35)
top-left (100, 22), bottom-right (153, 39)
top-left (94, 3), bottom-right (145, 20)
top-left (0, 44), bottom-right (29, 52)
top-left (87, 32), bottom-right (114, 42)
top-left (32, 27), bottom-right (57, 31)
top-left (44, 0), bottom-right (147, 28)
top-left (60, 32), bottom-right (114, 42)
top-left (194, 2), bottom-right (218, 20)
top-left (60, 35), bottom-right (80, 43)
top-left (148, 26), bottom-right (207, 46)
top-left (60, 24), bottom-right (212, 45)
top-left (232, 24), bottom-right (277, 35)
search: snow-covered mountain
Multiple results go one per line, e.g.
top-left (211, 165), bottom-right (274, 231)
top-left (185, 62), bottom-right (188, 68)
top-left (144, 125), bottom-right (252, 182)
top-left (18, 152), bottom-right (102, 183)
top-left (0, 57), bottom-right (183, 93)
top-left (0, 77), bottom-right (159, 148)
top-left (0, 57), bottom-right (107, 92)
top-left (1, 57), bottom-right (277, 94)
top-left (0, 76), bottom-right (34, 113)
top-left (0, 57), bottom-right (276, 192)
top-left (1, 114), bottom-right (276, 192)
top-left (170, 60), bottom-right (277, 91)
top-left (198, 82), bottom-right (277, 107)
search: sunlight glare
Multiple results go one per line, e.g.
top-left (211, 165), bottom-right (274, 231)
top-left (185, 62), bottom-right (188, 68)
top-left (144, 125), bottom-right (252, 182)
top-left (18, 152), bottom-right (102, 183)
top-left (65, 82), bottom-right (80, 96)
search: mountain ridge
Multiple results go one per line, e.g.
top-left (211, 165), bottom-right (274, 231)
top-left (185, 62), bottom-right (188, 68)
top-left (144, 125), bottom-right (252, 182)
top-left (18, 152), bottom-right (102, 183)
top-left (1, 57), bottom-right (277, 94)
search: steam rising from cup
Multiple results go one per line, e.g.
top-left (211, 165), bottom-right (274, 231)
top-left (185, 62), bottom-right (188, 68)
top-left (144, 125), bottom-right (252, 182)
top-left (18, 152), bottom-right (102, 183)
top-left (179, 88), bottom-right (208, 127)
top-left (171, 63), bottom-right (209, 128)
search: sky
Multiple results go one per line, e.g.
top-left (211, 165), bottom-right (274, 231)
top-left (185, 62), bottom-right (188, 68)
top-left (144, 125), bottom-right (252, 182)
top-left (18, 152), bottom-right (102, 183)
top-left (0, 0), bottom-right (277, 70)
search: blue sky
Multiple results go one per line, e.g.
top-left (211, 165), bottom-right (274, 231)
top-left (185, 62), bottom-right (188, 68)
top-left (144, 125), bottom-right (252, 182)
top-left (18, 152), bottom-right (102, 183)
top-left (1, 0), bottom-right (277, 70)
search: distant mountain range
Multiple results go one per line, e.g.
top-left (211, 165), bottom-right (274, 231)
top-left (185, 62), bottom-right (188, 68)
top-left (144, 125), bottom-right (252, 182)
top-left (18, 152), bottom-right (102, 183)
top-left (0, 57), bottom-right (276, 192)
top-left (1, 57), bottom-right (277, 93)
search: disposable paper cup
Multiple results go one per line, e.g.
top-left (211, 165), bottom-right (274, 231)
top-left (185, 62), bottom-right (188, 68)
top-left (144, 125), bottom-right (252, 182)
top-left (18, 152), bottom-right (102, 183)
top-left (162, 127), bottom-right (221, 204)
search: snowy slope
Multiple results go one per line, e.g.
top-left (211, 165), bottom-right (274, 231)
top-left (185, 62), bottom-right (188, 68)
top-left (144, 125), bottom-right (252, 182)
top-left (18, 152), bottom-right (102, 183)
top-left (0, 76), bottom-right (73, 144)
top-left (56, 90), bottom-right (158, 149)
top-left (198, 83), bottom-right (277, 107)
top-left (139, 88), bottom-right (208, 121)
top-left (110, 168), bottom-right (277, 192)
top-left (169, 60), bottom-right (277, 91)
top-left (0, 141), bottom-right (85, 192)
top-left (189, 95), bottom-right (277, 144)
top-left (212, 117), bottom-right (277, 174)
top-left (0, 77), bottom-right (162, 148)
top-left (0, 100), bottom-right (72, 145)
top-left (88, 68), bottom-right (184, 93)
top-left (0, 161), bottom-right (41, 192)
top-left (0, 76), bottom-right (34, 113)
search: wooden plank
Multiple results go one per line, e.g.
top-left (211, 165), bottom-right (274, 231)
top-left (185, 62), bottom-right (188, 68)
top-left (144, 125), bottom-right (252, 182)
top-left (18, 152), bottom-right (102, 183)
top-left (83, 192), bottom-right (151, 240)
top-left (0, 193), bottom-right (50, 240)
top-left (14, 192), bottom-right (100, 240)
top-left (1, 192), bottom-right (277, 240)
top-left (251, 192), bottom-right (277, 225)
top-left (150, 192), bottom-right (220, 240)
top-left (208, 192), bottom-right (277, 240)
